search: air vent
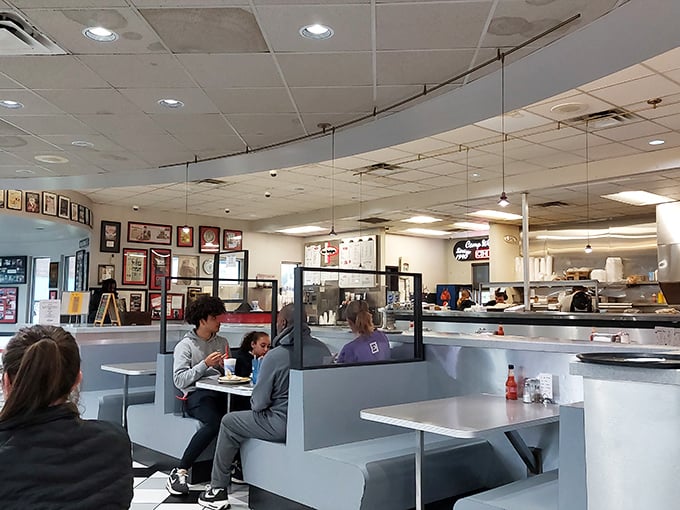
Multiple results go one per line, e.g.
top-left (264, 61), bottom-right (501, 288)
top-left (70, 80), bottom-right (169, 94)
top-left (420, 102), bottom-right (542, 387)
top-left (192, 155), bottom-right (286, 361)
top-left (565, 108), bottom-right (637, 129)
top-left (0, 12), bottom-right (66, 55)
top-left (359, 217), bottom-right (389, 224)
top-left (535, 200), bottom-right (570, 208)
top-left (362, 162), bottom-right (402, 176)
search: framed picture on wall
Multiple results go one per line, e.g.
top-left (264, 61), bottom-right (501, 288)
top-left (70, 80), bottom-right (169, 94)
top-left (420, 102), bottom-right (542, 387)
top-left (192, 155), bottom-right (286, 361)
top-left (122, 248), bottom-right (148, 286)
top-left (177, 226), bottom-right (194, 248)
top-left (0, 287), bottom-right (18, 324)
top-left (25, 192), bottom-right (40, 213)
top-left (175, 255), bottom-right (199, 286)
top-left (128, 222), bottom-right (172, 245)
top-left (49, 261), bottom-right (59, 288)
top-left (42, 192), bottom-right (57, 216)
top-left (199, 226), bottom-right (220, 253)
top-left (58, 195), bottom-right (70, 219)
top-left (7, 190), bottom-right (21, 211)
top-left (100, 220), bottom-right (121, 253)
top-left (78, 205), bottom-right (86, 224)
top-left (149, 248), bottom-right (171, 290)
top-left (149, 292), bottom-right (185, 321)
top-left (117, 288), bottom-right (147, 312)
top-left (222, 229), bottom-right (242, 251)
top-left (71, 202), bottom-right (78, 221)
top-left (85, 207), bottom-right (91, 226)
top-left (49, 290), bottom-right (58, 300)
top-left (98, 264), bottom-right (115, 283)
top-left (0, 190), bottom-right (4, 208)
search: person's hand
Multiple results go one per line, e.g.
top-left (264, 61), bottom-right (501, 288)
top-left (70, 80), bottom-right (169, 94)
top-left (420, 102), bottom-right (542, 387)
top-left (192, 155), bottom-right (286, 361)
top-left (205, 351), bottom-right (223, 368)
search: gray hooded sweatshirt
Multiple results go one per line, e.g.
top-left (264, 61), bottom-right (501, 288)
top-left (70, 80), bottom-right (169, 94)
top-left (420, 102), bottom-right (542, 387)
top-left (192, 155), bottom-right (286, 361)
top-left (250, 323), bottom-right (331, 436)
top-left (173, 329), bottom-right (229, 393)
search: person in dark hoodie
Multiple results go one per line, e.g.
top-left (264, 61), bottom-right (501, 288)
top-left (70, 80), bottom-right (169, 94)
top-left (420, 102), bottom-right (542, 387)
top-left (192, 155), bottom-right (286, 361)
top-left (0, 325), bottom-right (133, 510)
top-left (198, 303), bottom-right (331, 510)
top-left (167, 295), bottom-right (230, 496)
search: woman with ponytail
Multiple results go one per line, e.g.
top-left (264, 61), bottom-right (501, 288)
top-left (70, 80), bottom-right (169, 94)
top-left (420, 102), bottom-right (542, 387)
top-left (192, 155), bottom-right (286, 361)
top-left (0, 325), bottom-right (133, 509)
top-left (336, 300), bottom-right (391, 364)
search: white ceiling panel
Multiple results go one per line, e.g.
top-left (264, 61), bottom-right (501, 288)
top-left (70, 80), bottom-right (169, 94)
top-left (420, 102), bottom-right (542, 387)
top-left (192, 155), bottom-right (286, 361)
top-left (277, 53), bottom-right (373, 87)
top-left (206, 88), bottom-right (296, 114)
top-left (11, 0), bottom-right (127, 6)
top-left (643, 46), bottom-right (680, 74)
top-left (78, 54), bottom-right (195, 88)
top-left (290, 87), bottom-right (373, 114)
top-left (0, 56), bottom-right (110, 89)
top-left (118, 88), bottom-right (219, 114)
top-left (588, 74), bottom-right (680, 108)
top-left (75, 113), bottom-right (166, 135)
top-left (176, 54), bottom-right (283, 88)
top-left (37, 89), bottom-right (139, 115)
top-left (7, 115), bottom-right (94, 135)
top-left (0, 90), bottom-right (65, 115)
top-left (376, 50), bottom-right (476, 86)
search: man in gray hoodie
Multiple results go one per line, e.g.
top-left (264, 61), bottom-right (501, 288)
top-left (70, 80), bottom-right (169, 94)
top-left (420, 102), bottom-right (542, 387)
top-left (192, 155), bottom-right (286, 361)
top-left (198, 304), bottom-right (331, 510)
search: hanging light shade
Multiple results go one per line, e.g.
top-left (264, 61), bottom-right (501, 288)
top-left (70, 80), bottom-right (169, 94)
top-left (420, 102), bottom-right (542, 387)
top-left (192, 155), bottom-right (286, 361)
top-left (584, 243), bottom-right (592, 254)
top-left (498, 191), bottom-right (509, 207)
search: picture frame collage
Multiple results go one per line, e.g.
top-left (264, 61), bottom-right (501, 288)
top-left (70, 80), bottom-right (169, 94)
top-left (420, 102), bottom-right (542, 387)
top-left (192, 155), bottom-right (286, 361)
top-left (0, 190), bottom-right (92, 226)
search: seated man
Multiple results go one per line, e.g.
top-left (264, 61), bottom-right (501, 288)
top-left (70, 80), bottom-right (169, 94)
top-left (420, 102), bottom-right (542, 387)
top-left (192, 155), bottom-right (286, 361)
top-left (198, 304), bottom-right (331, 510)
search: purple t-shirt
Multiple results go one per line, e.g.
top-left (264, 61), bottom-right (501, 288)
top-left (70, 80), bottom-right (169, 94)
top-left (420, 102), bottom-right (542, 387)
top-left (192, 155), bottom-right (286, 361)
top-left (336, 329), bottom-right (391, 364)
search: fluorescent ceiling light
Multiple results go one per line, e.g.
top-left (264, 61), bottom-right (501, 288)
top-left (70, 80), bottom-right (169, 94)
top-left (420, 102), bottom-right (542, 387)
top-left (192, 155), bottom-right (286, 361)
top-left (402, 215), bottom-right (441, 224)
top-left (535, 225), bottom-right (656, 241)
top-left (299, 24), bottom-right (334, 40)
top-left (277, 226), bottom-right (326, 234)
top-left (601, 190), bottom-right (673, 206)
top-left (453, 221), bottom-right (490, 230)
top-left (82, 26), bottom-right (118, 42)
top-left (405, 228), bottom-right (450, 236)
top-left (468, 210), bottom-right (522, 221)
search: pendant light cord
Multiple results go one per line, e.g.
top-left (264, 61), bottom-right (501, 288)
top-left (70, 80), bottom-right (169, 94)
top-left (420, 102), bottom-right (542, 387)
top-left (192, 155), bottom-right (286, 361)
top-left (500, 52), bottom-right (506, 193)
top-left (331, 127), bottom-right (335, 230)
top-left (184, 162), bottom-right (189, 226)
top-left (585, 121), bottom-right (590, 244)
top-left (465, 146), bottom-right (470, 215)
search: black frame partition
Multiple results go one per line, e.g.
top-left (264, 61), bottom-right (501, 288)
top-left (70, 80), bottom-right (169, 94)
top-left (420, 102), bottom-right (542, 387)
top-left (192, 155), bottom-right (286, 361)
top-left (159, 275), bottom-right (278, 354)
top-left (291, 266), bottom-right (424, 370)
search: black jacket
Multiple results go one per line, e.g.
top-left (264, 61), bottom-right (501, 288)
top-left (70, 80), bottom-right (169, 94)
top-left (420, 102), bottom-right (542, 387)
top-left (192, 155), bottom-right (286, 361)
top-left (231, 348), bottom-right (255, 411)
top-left (0, 404), bottom-right (133, 510)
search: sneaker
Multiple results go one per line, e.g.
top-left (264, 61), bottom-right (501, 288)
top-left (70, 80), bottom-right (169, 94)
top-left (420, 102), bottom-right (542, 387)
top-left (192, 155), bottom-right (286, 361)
top-left (198, 485), bottom-right (231, 510)
top-left (230, 461), bottom-right (246, 485)
top-left (166, 467), bottom-right (189, 495)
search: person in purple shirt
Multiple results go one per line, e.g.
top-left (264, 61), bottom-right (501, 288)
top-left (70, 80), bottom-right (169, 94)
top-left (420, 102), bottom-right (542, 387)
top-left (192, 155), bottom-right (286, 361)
top-left (337, 300), bottom-right (391, 364)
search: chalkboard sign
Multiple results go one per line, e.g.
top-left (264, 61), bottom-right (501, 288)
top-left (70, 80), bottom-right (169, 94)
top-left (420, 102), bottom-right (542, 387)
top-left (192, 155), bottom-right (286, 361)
top-left (0, 256), bottom-right (27, 284)
top-left (94, 292), bottom-right (121, 326)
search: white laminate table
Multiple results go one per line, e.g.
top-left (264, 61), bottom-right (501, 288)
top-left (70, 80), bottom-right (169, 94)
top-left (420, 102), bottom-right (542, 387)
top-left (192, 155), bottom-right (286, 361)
top-left (360, 394), bottom-right (560, 510)
top-left (196, 376), bottom-right (254, 411)
top-left (100, 361), bottom-right (157, 428)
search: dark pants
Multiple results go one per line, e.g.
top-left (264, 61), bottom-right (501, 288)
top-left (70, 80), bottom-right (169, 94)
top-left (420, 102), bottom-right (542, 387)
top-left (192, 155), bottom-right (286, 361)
top-left (179, 389), bottom-right (230, 469)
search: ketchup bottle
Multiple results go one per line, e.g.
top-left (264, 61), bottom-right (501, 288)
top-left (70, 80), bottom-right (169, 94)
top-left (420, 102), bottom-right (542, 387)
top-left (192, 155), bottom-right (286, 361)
top-left (505, 364), bottom-right (518, 400)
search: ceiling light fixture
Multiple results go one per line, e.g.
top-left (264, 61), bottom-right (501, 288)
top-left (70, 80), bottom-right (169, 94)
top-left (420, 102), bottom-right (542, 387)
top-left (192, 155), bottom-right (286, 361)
top-left (601, 190), bottom-right (673, 206)
top-left (498, 51), bottom-right (509, 207)
top-left (34, 154), bottom-right (69, 164)
top-left (584, 120), bottom-right (592, 254)
top-left (402, 216), bottom-right (441, 224)
top-left (453, 221), bottom-right (490, 231)
top-left (277, 226), bottom-right (326, 235)
top-left (405, 228), bottom-right (451, 236)
top-left (468, 209), bottom-right (522, 221)
top-left (158, 98), bottom-right (184, 109)
top-left (0, 100), bottom-right (23, 109)
top-left (82, 26), bottom-right (118, 42)
top-left (299, 23), bottom-right (334, 40)
top-left (648, 139), bottom-right (665, 146)
top-left (71, 140), bottom-right (94, 148)
top-left (181, 162), bottom-right (190, 235)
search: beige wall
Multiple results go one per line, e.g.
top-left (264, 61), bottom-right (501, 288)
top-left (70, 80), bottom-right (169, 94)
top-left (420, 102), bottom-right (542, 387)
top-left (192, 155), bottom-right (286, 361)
top-left (384, 234), bottom-right (448, 292)
top-left (489, 223), bottom-right (521, 282)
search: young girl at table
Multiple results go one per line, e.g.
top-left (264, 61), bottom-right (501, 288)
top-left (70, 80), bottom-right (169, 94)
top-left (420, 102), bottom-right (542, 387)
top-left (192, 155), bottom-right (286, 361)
top-left (336, 300), bottom-right (391, 364)
top-left (231, 331), bottom-right (271, 411)
top-left (0, 325), bottom-right (133, 509)
top-left (168, 295), bottom-right (230, 496)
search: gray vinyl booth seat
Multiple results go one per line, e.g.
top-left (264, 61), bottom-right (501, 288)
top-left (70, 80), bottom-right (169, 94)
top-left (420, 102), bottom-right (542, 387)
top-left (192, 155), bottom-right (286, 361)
top-left (126, 353), bottom-right (215, 462)
top-left (239, 362), bottom-right (500, 510)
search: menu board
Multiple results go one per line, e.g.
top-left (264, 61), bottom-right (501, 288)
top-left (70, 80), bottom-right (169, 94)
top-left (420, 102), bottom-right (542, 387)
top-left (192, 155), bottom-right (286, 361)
top-left (304, 235), bottom-right (378, 288)
top-left (0, 256), bottom-right (27, 284)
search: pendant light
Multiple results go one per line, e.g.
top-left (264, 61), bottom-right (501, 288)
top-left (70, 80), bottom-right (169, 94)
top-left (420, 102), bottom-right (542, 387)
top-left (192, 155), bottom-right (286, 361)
top-left (584, 121), bottom-right (592, 254)
top-left (181, 162), bottom-right (190, 234)
top-left (498, 51), bottom-right (509, 208)
top-left (327, 125), bottom-right (337, 236)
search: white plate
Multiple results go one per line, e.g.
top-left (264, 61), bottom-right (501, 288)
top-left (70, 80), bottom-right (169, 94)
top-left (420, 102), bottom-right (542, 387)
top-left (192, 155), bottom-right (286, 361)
top-left (218, 375), bottom-right (250, 384)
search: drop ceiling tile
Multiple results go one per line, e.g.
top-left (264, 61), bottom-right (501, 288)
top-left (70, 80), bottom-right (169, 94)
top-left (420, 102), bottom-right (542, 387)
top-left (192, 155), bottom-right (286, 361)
top-left (392, 136), bottom-right (453, 156)
top-left (12, 0), bottom-right (127, 6)
top-left (475, 110), bottom-right (553, 133)
top-left (622, 131), bottom-right (680, 152)
top-left (76, 151), bottom-right (151, 171)
top-left (8, 115), bottom-right (94, 135)
top-left (641, 46), bottom-right (680, 73)
top-left (300, 113), bottom-right (365, 134)
top-left (75, 113), bottom-right (166, 135)
top-left (0, 90), bottom-right (64, 115)
top-left (0, 165), bottom-right (53, 178)
top-left (432, 124), bottom-right (499, 146)
top-left (227, 113), bottom-right (305, 147)
top-left (0, 135), bottom-right (60, 152)
top-left (23, 8), bottom-right (166, 54)
top-left (588, 74), bottom-right (680, 108)
top-left (587, 142), bottom-right (640, 160)
top-left (256, 4), bottom-right (371, 52)
top-left (530, 151), bottom-right (584, 169)
top-left (79, 54), bottom-right (195, 88)
top-left (37, 89), bottom-right (139, 114)
top-left (376, 50), bottom-right (475, 86)
top-left (356, 146), bottom-right (412, 165)
top-left (134, 0), bottom-right (248, 5)
top-left (0, 152), bottom-right (31, 166)
top-left (654, 112), bottom-right (680, 131)
top-left (595, 120), bottom-right (667, 142)
top-left (524, 92), bottom-right (615, 122)
top-left (177, 54), bottom-right (284, 88)
top-left (206, 88), bottom-right (296, 114)
top-left (376, 2), bottom-right (492, 50)
top-left (107, 131), bottom-right (186, 153)
top-left (40, 134), bottom-right (124, 152)
top-left (290, 87), bottom-right (374, 114)
top-left (0, 56), bottom-right (110, 89)
top-left (0, 120), bottom-right (28, 136)
top-left (132, 149), bottom-right (196, 166)
top-left (119, 88), bottom-right (219, 114)
top-left (276, 53), bottom-right (372, 87)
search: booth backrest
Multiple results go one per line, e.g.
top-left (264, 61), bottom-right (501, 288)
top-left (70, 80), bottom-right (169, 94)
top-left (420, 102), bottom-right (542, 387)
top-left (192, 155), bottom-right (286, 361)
top-left (286, 361), bottom-right (430, 451)
top-left (156, 352), bottom-right (182, 414)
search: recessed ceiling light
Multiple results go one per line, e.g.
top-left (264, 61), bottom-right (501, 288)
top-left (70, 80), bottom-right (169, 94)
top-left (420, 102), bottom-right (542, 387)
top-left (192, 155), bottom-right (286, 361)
top-left (468, 210), bottom-right (522, 221)
top-left (299, 24), bottom-right (334, 40)
top-left (648, 139), bottom-right (665, 146)
top-left (405, 228), bottom-right (451, 236)
top-left (471, 172), bottom-right (480, 178)
top-left (452, 221), bottom-right (490, 230)
top-left (402, 215), bottom-right (441, 224)
top-left (34, 154), bottom-right (69, 164)
top-left (277, 226), bottom-right (326, 234)
top-left (71, 140), bottom-right (94, 148)
top-left (601, 190), bottom-right (673, 206)
top-left (158, 98), bottom-right (184, 109)
top-left (83, 26), bottom-right (118, 42)
top-left (15, 169), bottom-right (34, 174)
top-left (0, 100), bottom-right (23, 109)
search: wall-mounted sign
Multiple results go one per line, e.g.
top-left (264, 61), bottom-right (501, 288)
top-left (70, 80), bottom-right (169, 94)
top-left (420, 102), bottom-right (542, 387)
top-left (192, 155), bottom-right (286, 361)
top-left (453, 237), bottom-right (490, 262)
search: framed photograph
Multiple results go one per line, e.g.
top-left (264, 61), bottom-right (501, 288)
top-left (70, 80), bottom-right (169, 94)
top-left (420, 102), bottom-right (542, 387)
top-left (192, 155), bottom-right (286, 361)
top-left (71, 202), bottom-right (78, 221)
top-left (42, 191), bottom-right (57, 216)
top-left (74, 249), bottom-right (86, 291)
top-left (223, 229), bottom-right (243, 251)
top-left (85, 207), bottom-right (91, 226)
top-left (199, 226), bottom-right (220, 253)
top-left (0, 190), bottom-right (4, 208)
top-left (49, 261), bottom-right (59, 288)
top-left (7, 190), bottom-right (21, 211)
top-left (117, 289), bottom-right (147, 312)
top-left (174, 255), bottom-right (199, 286)
top-left (150, 292), bottom-right (185, 321)
top-left (122, 248), bottom-right (148, 286)
top-left (98, 264), bottom-right (115, 284)
top-left (177, 226), bottom-right (194, 248)
top-left (0, 256), bottom-right (27, 284)
top-left (100, 220), bottom-right (121, 253)
top-left (58, 195), bottom-right (70, 219)
top-left (25, 191), bottom-right (40, 213)
top-left (128, 222), bottom-right (172, 245)
top-left (149, 248), bottom-right (172, 290)
top-left (78, 204), bottom-right (86, 224)
top-left (187, 286), bottom-right (209, 308)
top-left (49, 290), bottom-right (58, 300)
top-left (0, 287), bottom-right (18, 324)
